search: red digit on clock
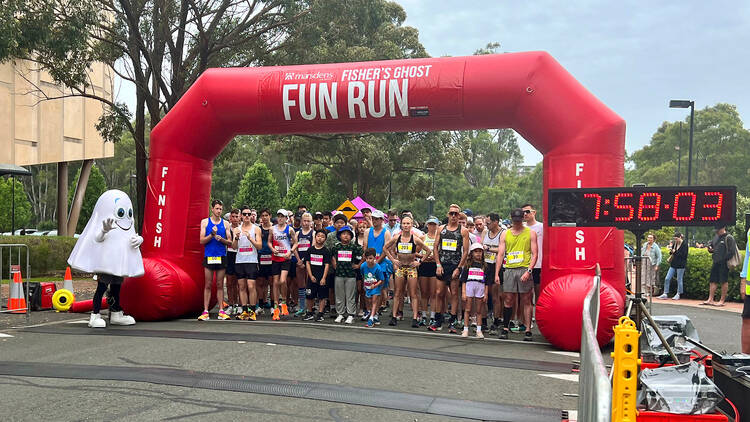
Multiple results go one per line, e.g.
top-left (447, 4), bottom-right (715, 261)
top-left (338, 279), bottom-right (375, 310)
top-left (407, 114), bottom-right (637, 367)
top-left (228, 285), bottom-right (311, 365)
top-left (672, 192), bottom-right (697, 221)
top-left (701, 191), bottom-right (723, 221)
top-left (613, 193), bottom-right (634, 221)
top-left (584, 193), bottom-right (602, 220)
top-left (637, 192), bottom-right (661, 221)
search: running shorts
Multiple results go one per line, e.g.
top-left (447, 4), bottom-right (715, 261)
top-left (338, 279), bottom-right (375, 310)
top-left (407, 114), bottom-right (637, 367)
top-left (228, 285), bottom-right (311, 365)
top-left (417, 261), bottom-right (437, 277)
top-left (235, 263), bottom-right (258, 280)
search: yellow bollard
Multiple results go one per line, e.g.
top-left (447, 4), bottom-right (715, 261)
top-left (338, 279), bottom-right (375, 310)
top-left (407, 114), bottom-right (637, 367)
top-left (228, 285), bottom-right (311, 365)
top-left (611, 316), bottom-right (640, 422)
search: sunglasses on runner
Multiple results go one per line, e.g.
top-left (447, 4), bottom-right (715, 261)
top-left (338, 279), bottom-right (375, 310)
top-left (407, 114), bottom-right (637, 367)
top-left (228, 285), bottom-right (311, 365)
top-left (448, 211), bottom-right (458, 216)
top-left (523, 209), bottom-right (533, 214)
top-left (242, 212), bottom-right (252, 216)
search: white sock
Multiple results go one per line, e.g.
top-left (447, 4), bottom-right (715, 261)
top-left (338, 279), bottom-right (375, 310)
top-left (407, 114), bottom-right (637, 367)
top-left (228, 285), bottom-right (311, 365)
top-left (431, 311), bottom-right (435, 318)
top-left (477, 326), bottom-right (482, 332)
top-left (463, 326), bottom-right (469, 332)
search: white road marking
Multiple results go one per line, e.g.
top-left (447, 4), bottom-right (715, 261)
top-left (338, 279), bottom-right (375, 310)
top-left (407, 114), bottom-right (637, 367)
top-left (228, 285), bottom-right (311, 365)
top-left (539, 373), bottom-right (579, 382)
top-left (547, 351), bottom-right (580, 358)
top-left (265, 343), bottom-right (277, 346)
top-left (0, 333), bottom-right (14, 338)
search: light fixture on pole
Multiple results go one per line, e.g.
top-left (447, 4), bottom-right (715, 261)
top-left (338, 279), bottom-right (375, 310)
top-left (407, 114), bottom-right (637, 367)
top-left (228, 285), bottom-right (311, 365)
top-left (668, 100), bottom-right (695, 185)
top-left (425, 167), bottom-right (435, 216)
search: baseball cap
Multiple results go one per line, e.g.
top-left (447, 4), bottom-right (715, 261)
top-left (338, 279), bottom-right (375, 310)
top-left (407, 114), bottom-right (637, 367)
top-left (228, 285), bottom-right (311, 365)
top-left (313, 212), bottom-right (323, 219)
top-left (426, 217), bottom-right (440, 225)
top-left (294, 211), bottom-right (303, 219)
top-left (469, 242), bottom-right (484, 252)
top-left (360, 207), bottom-right (372, 213)
top-left (463, 208), bottom-right (474, 217)
top-left (277, 209), bottom-right (288, 216)
top-left (510, 208), bottom-right (524, 221)
top-left (372, 210), bottom-right (385, 219)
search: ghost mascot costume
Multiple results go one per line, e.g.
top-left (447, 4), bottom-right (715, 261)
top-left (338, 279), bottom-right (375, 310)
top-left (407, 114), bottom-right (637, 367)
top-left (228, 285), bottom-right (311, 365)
top-left (68, 190), bottom-right (144, 328)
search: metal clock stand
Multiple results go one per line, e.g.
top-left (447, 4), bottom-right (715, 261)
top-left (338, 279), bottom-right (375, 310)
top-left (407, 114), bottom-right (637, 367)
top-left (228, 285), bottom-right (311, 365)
top-left (625, 228), bottom-right (681, 365)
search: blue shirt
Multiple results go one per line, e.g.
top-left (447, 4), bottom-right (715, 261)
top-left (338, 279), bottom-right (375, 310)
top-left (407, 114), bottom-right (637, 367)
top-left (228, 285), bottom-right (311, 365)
top-left (204, 218), bottom-right (227, 257)
top-left (360, 262), bottom-right (384, 288)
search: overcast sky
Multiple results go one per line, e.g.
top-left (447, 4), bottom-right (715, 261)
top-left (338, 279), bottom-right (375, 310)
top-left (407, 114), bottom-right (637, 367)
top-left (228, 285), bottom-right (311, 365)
top-left (114, 1), bottom-right (750, 165)
top-left (400, 0), bottom-right (750, 164)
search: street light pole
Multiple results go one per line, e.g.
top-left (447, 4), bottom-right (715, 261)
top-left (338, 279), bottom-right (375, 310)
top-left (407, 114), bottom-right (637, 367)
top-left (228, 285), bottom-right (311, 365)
top-left (669, 99), bottom-right (695, 244)
top-left (426, 168), bottom-right (435, 216)
top-left (675, 121), bottom-right (682, 186)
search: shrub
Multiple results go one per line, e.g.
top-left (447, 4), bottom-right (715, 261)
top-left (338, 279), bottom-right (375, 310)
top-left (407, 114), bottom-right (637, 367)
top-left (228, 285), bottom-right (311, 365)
top-left (0, 236), bottom-right (78, 277)
top-left (657, 247), bottom-right (745, 302)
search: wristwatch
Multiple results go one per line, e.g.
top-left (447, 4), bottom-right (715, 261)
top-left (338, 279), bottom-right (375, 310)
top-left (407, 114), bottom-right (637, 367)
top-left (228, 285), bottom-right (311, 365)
top-left (527, 268), bottom-right (533, 274)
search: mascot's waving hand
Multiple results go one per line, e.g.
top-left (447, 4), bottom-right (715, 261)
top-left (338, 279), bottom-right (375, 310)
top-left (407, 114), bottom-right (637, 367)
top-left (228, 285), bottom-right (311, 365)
top-left (68, 190), bottom-right (144, 328)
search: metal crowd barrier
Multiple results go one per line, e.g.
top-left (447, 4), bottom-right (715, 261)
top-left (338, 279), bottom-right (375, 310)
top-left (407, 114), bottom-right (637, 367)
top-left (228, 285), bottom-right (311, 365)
top-left (0, 243), bottom-right (31, 316)
top-left (577, 264), bottom-right (612, 421)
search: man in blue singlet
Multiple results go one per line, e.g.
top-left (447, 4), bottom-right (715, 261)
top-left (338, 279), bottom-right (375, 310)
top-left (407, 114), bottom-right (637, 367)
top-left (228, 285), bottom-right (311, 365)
top-left (362, 210), bottom-right (392, 320)
top-left (198, 199), bottom-right (233, 321)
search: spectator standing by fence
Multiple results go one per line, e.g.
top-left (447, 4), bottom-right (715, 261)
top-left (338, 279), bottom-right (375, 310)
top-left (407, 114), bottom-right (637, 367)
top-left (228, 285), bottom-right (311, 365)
top-left (659, 232), bottom-right (688, 300)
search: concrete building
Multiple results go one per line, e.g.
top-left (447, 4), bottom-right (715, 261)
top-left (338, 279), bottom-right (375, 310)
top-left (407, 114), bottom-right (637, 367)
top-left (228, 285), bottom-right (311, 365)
top-left (0, 59), bottom-right (114, 166)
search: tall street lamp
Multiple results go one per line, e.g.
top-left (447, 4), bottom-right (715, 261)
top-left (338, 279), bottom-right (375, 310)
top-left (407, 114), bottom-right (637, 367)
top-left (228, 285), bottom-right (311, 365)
top-left (669, 100), bottom-right (695, 185)
top-left (425, 168), bottom-right (435, 216)
top-left (675, 121), bottom-right (682, 186)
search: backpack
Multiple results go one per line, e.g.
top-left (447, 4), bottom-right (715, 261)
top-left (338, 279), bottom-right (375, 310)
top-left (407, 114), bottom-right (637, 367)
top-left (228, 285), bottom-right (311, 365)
top-left (726, 235), bottom-right (741, 269)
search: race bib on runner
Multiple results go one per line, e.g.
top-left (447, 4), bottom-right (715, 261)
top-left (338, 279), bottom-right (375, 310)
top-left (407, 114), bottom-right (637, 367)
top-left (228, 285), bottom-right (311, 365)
top-left (238, 246), bottom-right (254, 253)
top-left (337, 250), bottom-right (352, 262)
top-left (207, 256), bottom-right (222, 265)
top-left (507, 251), bottom-right (523, 265)
top-left (274, 247), bottom-right (288, 257)
top-left (310, 254), bottom-right (324, 266)
top-left (397, 242), bottom-right (413, 254)
top-left (484, 252), bottom-right (496, 263)
top-left (260, 254), bottom-right (272, 265)
top-left (298, 239), bottom-right (310, 252)
top-left (468, 268), bottom-right (484, 282)
top-left (441, 239), bottom-right (458, 251)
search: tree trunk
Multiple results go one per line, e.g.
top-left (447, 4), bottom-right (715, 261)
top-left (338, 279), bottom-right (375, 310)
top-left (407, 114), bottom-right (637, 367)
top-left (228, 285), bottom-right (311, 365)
top-left (134, 89), bottom-right (147, 232)
top-left (57, 162), bottom-right (69, 236)
top-left (66, 159), bottom-right (94, 235)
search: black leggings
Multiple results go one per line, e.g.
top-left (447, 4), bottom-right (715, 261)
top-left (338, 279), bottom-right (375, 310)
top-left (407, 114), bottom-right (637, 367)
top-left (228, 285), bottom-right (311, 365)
top-left (93, 282), bottom-right (122, 313)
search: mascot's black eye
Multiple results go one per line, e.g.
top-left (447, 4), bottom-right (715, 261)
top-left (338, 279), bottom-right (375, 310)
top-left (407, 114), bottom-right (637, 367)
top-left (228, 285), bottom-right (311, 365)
top-left (117, 208), bottom-right (125, 218)
top-left (128, 208), bottom-right (133, 218)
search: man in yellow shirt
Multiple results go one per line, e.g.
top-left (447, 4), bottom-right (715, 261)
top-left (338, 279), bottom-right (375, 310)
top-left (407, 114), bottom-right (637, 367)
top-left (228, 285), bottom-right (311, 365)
top-left (494, 208), bottom-right (538, 341)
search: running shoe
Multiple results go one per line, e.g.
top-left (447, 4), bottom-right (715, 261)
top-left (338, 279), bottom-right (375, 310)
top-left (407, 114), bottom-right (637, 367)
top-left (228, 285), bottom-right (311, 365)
top-left (361, 310), bottom-right (371, 321)
top-left (419, 317), bottom-right (427, 326)
top-left (248, 310), bottom-right (257, 321)
top-left (449, 321), bottom-right (458, 334)
top-left (374, 317), bottom-right (381, 325)
top-left (428, 323), bottom-right (441, 332)
top-left (345, 315), bottom-right (354, 324)
top-left (657, 293), bottom-right (668, 299)
top-left (198, 311), bottom-right (209, 321)
top-left (429, 318), bottom-right (435, 327)
top-left (489, 324), bottom-right (498, 335)
top-left (499, 329), bottom-right (509, 340)
top-left (303, 312), bottom-right (316, 321)
top-left (237, 311), bottom-right (250, 321)
top-left (255, 306), bottom-right (264, 316)
top-left (396, 310), bottom-right (403, 321)
top-left (315, 312), bottom-right (325, 322)
top-left (367, 319), bottom-right (374, 328)
top-left (411, 319), bottom-right (419, 328)
top-left (524, 331), bottom-right (533, 342)
top-left (335, 315), bottom-right (345, 323)
top-left (280, 303), bottom-right (289, 316)
top-left (476, 330), bottom-right (484, 339)
top-left (461, 329), bottom-right (469, 338)
top-left (388, 317), bottom-right (397, 326)
top-left (218, 310), bottom-right (230, 320)
top-left (294, 308), bottom-right (306, 318)
top-left (517, 323), bottom-right (527, 332)
top-left (272, 307), bottom-right (281, 321)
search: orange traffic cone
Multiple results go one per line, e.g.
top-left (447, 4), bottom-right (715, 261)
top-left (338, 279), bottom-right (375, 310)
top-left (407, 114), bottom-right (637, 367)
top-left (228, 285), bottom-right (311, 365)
top-left (63, 267), bottom-right (74, 293)
top-left (7, 272), bottom-right (27, 313)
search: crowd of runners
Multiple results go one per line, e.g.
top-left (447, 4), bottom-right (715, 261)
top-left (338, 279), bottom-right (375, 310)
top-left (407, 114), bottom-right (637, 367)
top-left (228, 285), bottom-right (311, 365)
top-left (199, 201), bottom-right (543, 341)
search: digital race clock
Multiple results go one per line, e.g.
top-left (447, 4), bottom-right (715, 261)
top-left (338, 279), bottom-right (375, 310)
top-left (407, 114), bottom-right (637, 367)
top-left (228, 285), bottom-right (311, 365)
top-left (548, 186), bottom-right (737, 229)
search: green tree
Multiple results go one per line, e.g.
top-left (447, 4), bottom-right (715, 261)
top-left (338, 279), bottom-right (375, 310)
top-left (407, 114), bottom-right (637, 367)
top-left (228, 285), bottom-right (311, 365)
top-left (628, 103), bottom-right (750, 195)
top-left (68, 164), bottom-right (108, 233)
top-left (0, 177), bottom-right (32, 232)
top-left (284, 171), bottom-right (317, 210)
top-left (454, 129), bottom-right (523, 188)
top-left (235, 162), bottom-right (281, 211)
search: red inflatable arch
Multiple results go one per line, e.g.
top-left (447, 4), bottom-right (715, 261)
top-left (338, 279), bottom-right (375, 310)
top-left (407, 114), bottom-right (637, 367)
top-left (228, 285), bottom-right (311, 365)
top-left (120, 52), bottom-right (625, 351)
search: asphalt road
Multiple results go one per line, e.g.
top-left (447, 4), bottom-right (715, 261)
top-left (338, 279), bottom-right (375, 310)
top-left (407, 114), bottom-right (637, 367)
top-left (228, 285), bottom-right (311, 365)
top-left (0, 300), bottom-right (742, 421)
